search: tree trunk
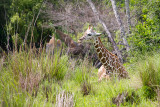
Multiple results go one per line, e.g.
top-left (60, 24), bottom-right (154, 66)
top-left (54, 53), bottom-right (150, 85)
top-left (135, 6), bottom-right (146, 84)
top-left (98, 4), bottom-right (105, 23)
top-left (110, 0), bottom-right (130, 52)
top-left (125, 0), bottom-right (131, 34)
top-left (87, 0), bottom-right (123, 63)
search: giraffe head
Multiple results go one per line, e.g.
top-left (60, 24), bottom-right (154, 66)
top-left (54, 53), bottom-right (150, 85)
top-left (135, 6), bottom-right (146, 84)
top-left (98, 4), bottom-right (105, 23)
top-left (78, 25), bottom-right (101, 43)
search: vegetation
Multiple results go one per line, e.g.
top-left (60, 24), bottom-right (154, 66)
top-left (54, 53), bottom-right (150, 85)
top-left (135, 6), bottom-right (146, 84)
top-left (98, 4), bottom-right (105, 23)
top-left (1, 50), bottom-right (160, 106)
top-left (0, 0), bottom-right (160, 106)
top-left (129, 0), bottom-right (160, 56)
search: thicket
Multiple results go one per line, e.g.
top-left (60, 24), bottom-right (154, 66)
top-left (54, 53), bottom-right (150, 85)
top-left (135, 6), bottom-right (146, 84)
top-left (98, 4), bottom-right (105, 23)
top-left (129, 0), bottom-right (160, 56)
top-left (0, 0), bottom-right (53, 51)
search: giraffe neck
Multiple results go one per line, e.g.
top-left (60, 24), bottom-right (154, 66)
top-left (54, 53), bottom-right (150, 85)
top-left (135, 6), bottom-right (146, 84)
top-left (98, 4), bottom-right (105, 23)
top-left (94, 37), bottom-right (109, 65)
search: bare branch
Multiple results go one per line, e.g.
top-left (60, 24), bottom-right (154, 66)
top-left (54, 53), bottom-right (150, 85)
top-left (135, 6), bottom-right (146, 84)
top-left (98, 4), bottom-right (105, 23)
top-left (110, 0), bottom-right (130, 52)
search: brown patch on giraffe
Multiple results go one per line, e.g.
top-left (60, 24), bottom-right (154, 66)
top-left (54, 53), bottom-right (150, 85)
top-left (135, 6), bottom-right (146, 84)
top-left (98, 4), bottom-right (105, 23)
top-left (111, 59), bottom-right (115, 65)
top-left (115, 58), bottom-right (120, 64)
top-left (96, 41), bottom-right (98, 43)
top-left (102, 48), bottom-right (105, 53)
top-left (103, 53), bottom-right (106, 57)
top-left (97, 48), bottom-right (100, 52)
top-left (95, 45), bottom-right (98, 48)
top-left (115, 62), bottom-right (119, 69)
top-left (105, 56), bottom-right (109, 61)
top-left (104, 63), bottom-right (108, 67)
top-left (118, 68), bottom-right (123, 74)
top-left (120, 68), bottom-right (124, 74)
top-left (101, 58), bottom-right (106, 64)
top-left (99, 52), bottom-right (102, 59)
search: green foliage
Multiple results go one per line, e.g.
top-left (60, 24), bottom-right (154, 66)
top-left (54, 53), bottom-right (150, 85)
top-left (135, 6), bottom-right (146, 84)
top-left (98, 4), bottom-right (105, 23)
top-left (39, 52), bottom-right (69, 81)
top-left (128, 0), bottom-right (160, 55)
top-left (5, 0), bottom-right (53, 49)
top-left (137, 54), bottom-right (160, 99)
top-left (71, 59), bottom-right (91, 83)
top-left (47, 54), bottom-right (68, 81)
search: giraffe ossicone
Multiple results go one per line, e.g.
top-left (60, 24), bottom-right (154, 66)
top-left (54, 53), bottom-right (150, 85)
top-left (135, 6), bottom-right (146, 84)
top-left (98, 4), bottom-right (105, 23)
top-left (78, 25), bottom-right (129, 79)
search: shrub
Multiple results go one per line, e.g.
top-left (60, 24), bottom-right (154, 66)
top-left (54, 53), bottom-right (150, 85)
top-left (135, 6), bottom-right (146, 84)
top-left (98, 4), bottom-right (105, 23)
top-left (81, 81), bottom-right (92, 96)
top-left (128, 0), bottom-right (160, 56)
top-left (41, 54), bottom-right (69, 81)
top-left (71, 58), bottom-right (91, 83)
top-left (138, 55), bottom-right (160, 99)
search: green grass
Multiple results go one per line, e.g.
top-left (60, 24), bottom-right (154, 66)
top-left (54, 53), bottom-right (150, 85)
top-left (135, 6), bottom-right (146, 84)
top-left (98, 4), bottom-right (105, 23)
top-left (0, 49), bottom-right (160, 107)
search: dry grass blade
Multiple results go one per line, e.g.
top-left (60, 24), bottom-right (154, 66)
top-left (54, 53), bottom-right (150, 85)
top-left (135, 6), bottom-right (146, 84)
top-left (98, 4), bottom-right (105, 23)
top-left (19, 72), bottom-right (41, 94)
top-left (56, 90), bottom-right (74, 107)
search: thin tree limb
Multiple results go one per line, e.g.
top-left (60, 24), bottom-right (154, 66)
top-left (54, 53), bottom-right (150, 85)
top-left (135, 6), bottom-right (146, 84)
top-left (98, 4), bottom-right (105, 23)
top-left (23, 1), bottom-right (45, 46)
top-left (110, 0), bottom-right (130, 52)
top-left (23, 15), bottom-right (35, 45)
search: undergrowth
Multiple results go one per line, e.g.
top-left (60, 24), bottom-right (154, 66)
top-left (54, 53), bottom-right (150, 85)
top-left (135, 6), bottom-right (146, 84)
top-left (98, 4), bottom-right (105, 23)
top-left (0, 49), bottom-right (159, 107)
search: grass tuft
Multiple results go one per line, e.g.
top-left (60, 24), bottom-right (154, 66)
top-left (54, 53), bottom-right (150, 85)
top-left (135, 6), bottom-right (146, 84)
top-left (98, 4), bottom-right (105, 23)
top-left (81, 81), bottom-right (92, 96)
top-left (138, 54), bottom-right (160, 99)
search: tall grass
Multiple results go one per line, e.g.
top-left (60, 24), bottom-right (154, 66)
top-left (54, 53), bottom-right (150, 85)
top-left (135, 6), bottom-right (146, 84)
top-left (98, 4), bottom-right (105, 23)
top-left (0, 49), bottom-right (159, 106)
top-left (0, 48), bottom-right (69, 106)
top-left (138, 54), bottom-right (160, 99)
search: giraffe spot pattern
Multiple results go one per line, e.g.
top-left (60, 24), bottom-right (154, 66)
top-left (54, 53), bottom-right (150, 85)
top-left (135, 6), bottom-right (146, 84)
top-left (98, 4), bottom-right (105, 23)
top-left (103, 53), bottom-right (106, 57)
top-left (95, 45), bottom-right (98, 48)
top-left (104, 60), bottom-right (108, 65)
top-left (105, 57), bottom-right (109, 62)
top-left (97, 48), bottom-right (100, 52)
top-left (104, 63), bottom-right (108, 68)
top-left (93, 37), bottom-right (128, 78)
top-left (102, 48), bottom-right (105, 53)
top-left (101, 57), bottom-right (106, 63)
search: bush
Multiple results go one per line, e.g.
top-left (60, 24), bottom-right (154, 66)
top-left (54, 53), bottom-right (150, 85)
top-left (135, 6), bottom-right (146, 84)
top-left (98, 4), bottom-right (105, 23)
top-left (71, 58), bottom-right (91, 83)
top-left (138, 54), bottom-right (160, 99)
top-left (40, 52), bottom-right (69, 81)
top-left (128, 0), bottom-right (160, 55)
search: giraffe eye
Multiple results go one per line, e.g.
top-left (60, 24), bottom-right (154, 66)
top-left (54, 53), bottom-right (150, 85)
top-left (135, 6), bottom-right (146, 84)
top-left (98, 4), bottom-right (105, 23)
top-left (88, 34), bottom-right (92, 36)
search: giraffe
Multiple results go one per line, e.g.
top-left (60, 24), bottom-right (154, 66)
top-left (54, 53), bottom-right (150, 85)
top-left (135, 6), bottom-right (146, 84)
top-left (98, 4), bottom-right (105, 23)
top-left (46, 36), bottom-right (62, 55)
top-left (78, 25), bottom-right (128, 79)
